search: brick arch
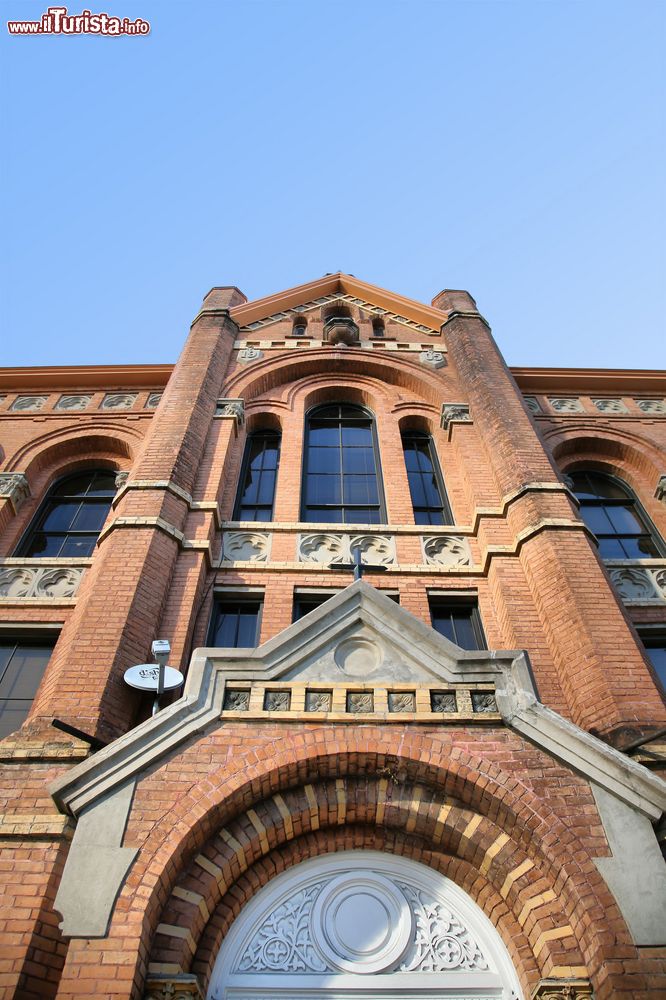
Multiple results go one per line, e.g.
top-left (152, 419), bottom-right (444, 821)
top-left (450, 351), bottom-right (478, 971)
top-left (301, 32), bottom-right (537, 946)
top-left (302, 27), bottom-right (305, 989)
top-left (547, 426), bottom-right (662, 494)
top-left (222, 349), bottom-right (450, 409)
top-left (146, 772), bottom-right (595, 997)
top-left (6, 422), bottom-right (140, 477)
top-left (112, 733), bottom-right (624, 997)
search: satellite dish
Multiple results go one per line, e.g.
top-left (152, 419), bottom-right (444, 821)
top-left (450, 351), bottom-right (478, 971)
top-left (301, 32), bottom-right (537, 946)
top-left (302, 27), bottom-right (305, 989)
top-left (123, 663), bottom-right (184, 692)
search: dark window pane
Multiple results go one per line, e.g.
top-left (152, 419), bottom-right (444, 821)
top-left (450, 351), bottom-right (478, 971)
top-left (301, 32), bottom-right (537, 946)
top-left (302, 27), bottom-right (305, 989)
top-left (53, 474), bottom-right (97, 496)
top-left (234, 433), bottom-right (281, 521)
top-left (643, 643), bottom-right (666, 689)
top-left (71, 503), bottom-right (110, 532)
top-left (256, 472), bottom-right (276, 505)
top-left (24, 534), bottom-right (65, 557)
top-left (342, 448), bottom-right (375, 475)
top-left (308, 448), bottom-right (339, 474)
top-left (341, 424), bottom-right (372, 447)
top-left (60, 535), bottom-right (98, 557)
top-left (430, 603), bottom-right (485, 651)
top-left (305, 507), bottom-right (343, 523)
top-left (308, 423), bottom-right (340, 446)
top-left (451, 614), bottom-right (477, 650)
top-left (42, 502), bottom-right (80, 531)
top-left (210, 601), bottom-right (261, 648)
top-left (237, 610), bottom-right (259, 646)
top-left (351, 508), bottom-right (381, 524)
top-left (18, 472), bottom-right (116, 558)
top-left (0, 641), bottom-right (55, 738)
top-left (343, 476), bottom-right (378, 505)
top-left (620, 536), bottom-right (659, 559)
top-left (431, 614), bottom-right (455, 644)
top-left (597, 537), bottom-right (626, 559)
top-left (606, 506), bottom-right (643, 534)
top-left (580, 506), bottom-right (614, 535)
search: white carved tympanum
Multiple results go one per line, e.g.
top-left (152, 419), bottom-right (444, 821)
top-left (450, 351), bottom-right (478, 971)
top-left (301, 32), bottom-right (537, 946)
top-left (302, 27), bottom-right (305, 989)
top-left (422, 535), bottom-right (472, 568)
top-left (208, 851), bottom-right (522, 998)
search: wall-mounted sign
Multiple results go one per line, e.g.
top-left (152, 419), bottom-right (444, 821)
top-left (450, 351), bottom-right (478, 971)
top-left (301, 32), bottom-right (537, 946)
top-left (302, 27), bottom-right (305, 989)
top-left (123, 663), bottom-right (184, 692)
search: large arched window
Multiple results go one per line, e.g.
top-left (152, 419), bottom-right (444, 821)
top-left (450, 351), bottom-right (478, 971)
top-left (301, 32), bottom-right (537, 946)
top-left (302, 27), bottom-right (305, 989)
top-left (570, 470), bottom-right (663, 559)
top-left (233, 431), bottom-right (281, 521)
top-left (301, 404), bottom-right (385, 523)
top-left (16, 470), bottom-right (116, 558)
top-left (401, 431), bottom-right (452, 525)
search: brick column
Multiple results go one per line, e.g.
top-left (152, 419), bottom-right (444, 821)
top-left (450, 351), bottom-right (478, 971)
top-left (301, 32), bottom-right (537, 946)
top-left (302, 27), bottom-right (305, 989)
top-left (434, 290), bottom-right (666, 739)
top-left (30, 287), bottom-right (246, 742)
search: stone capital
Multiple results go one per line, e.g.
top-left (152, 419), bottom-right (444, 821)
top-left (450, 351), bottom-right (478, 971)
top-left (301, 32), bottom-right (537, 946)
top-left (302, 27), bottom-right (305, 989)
top-left (0, 472), bottom-right (31, 513)
top-left (531, 979), bottom-right (593, 999)
top-left (215, 398), bottom-right (245, 425)
top-left (440, 402), bottom-right (472, 432)
top-left (143, 975), bottom-right (203, 1000)
top-left (655, 474), bottom-right (666, 504)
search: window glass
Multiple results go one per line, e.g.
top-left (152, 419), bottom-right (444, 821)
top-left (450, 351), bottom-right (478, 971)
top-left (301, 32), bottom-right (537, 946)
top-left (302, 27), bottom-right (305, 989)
top-left (234, 432), bottom-right (281, 521)
top-left (429, 600), bottom-right (486, 650)
top-left (0, 639), bottom-right (55, 738)
top-left (208, 599), bottom-right (262, 647)
top-left (570, 471), bottom-right (663, 560)
top-left (401, 432), bottom-right (452, 526)
top-left (18, 471), bottom-right (115, 558)
top-left (302, 404), bottom-right (385, 523)
top-left (639, 633), bottom-right (666, 693)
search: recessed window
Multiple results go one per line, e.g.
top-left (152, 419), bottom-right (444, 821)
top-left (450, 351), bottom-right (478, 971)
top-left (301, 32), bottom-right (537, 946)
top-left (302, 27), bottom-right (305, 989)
top-left (292, 316), bottom-right (308, 336)
top-left (208, 597), bottom-right (263, 647)
top-left (570, 471), bottom-right (663, 559)
top-left (429, 598), bottom-right (486, 650)
top-left (17, 471), bottom-right (116, 558)
top-left (371, 317), bottom-right (385, 337)
top-left (638, 631), bottom-right (666, 694)
top-left (401, 431), bottom-right (452, 525)
top-left (0, 636), bottom-right (56, 738)
top-left (301, 404), bottom-right (385, 524)
top-left (293, 592), bottom-right (337, 622)
top-left (233, 431), bottom-right (281, 521)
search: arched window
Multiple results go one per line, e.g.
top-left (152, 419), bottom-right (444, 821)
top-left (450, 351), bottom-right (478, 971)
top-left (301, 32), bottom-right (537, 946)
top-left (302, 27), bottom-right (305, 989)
top-left (371, 316), bottom-right (385, 337)
top-left (233, 431), bottom-right (281, 521)
top-left (570, 471), bottom-right (663, 559)
top-left (292, 315), bottom-right (307, 336)
top-left (302, 404), bottom-right (385, 523)
top-left (17, 470), bottom-right (116, 558)
top-left (401, 431), bottom-right (452, 524)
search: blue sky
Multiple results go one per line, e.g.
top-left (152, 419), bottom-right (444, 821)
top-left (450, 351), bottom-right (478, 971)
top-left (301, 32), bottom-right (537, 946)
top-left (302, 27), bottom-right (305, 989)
top-left (1, 0), bottom-right (664, 369)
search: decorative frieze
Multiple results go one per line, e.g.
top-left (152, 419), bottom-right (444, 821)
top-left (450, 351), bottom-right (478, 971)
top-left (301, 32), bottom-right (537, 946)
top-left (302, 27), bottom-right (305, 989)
top-left (347, 691), bottom-right (374, 713)
top-left (655, 474), bottom-right (666, 504)
top-left (592, 397), bottom-right (627, 413)
top-left (101, 392), bottom-right (137, 410)
top-left (145, 392), bottom-right (163, 408)
top-left (548, 397), bottom-right (584, 413)
top-left (0, 561), bottom-right (87, 601)
top-left (305, 690), bottom-right (332, 712)
top-left (215, 398), bottom-right (245, 424)
top-left (237, 346), bottom-right (264, 363)
top-left (55, 394), bottom-right (91, 411)
top-left (531, 978), bottom-right (593, 1000)
top-left (388, 691), bottom-right (415, 712)
top-left (11, 395), bottom-right (47, 412)
top-left (419, 348), bottom-right (446, 369)
top-left (431, 691), bottom-right (457, 713)
top-left (298, 533), bottom-right (396, 567)
top-left (264, 689), bottom-right (291, 711)
top-left (222, 531), bottom-right (271, 562)
top-left (607, 562), bottom-right (666, 603)
top-left (0, 473), bottom-right (30, 513)
top-left (524, 396), bottom-right (541, 413)
top-left (223, 689), bottom-right (250, 711)
top-left (635, 398), bottom-right (666, 414)
top-left (471, 692), bottom-right (498, 713)
top-left (440, 402), bottom-right (472, 431)
top-left (422, 535), bottom-right (472, 568)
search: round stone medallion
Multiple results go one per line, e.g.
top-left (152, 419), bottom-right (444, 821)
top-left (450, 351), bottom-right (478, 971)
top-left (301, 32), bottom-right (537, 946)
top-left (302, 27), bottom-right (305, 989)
top-left (311, 872), bottom-right (412, 973)
top-left (333, 638), bottom-right (382, 677)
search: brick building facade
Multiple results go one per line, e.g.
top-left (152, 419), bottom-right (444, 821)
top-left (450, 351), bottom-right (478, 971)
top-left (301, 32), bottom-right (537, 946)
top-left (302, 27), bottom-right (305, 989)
top-left (0, 273), bottom-right (665, 999)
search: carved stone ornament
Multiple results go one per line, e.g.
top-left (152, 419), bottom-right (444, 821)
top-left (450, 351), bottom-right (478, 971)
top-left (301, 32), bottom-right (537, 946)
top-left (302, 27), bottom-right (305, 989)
top-left (593, 397), bottom-right (627, 413)
top-left (143, 975), bottom-right (203, 1000)
top-left (215, 398), bottom-right (245, 423)
top-left (145, 392), bottom-right (163, 408)
top-left (298, 533), bottom-right (396, 566)
top-left (237, 346), bottom-right (264, 363)
top-left (11, 395), bottom-right (47, 411)
top-left (609, 567), bottom-right (659, 602)
top-left (471, 691), bottom-right (498, 713)
top-left (431, 690), bottom-right (457, 713)
top-left (655, 474), bottom-right (666, 503)
top-left (347, 691), bottom-right (374, 713)
top-left (548, 397), bottom-right (584, 413)
top-left (264, 689), bottom-right (290, 711)
top-left (419, 348), bottom-right (446, 369)
top-left (223, 689), bottom-right (250, 711)
top-left (55, 394), bottom-right (91, 411)
top-left (223, 531), bottom-right (271, 562)
top-left (440, 402), bottom-right (472, 430)
top-left (0, 564), bottom-right (85, 600)
top-left (422, 535), bottom-right (472, 568)
top-left (388, 691), bottom-right (415, 712)
top-left (531, 978), bottom-right (593, 1000)
top-left (305, 690), bottom-right (332, 712)
top-left (101, 392), bottom-right (137, 410)
top-left (636, 398), bottom-right (666, 414)
top-left (114, 471), bottom-right (129, 490)
top-left (0, 473), bottom-right (31, 513)
top-left (524, 395), bottom-right (541, 413)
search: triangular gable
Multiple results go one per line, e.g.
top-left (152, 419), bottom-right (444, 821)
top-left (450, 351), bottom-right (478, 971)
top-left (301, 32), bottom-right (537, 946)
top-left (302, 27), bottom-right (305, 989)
top-left (229, 273), bottom-right (447, 335)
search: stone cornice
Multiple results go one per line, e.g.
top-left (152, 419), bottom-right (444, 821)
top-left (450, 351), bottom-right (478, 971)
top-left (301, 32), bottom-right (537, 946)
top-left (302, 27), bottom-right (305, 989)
top-left (511, 366), bottom-right (666, 393)
top-left (0, 365), bottom-right (172, 391)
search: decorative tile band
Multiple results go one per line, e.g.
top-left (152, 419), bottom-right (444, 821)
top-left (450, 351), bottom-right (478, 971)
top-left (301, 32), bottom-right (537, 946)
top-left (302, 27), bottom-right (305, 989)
top-left (222, 531), bottom-right (271, 563)
top-left (606, 561), bottom-right (666, 604)
top-left (298, 533), bottom-right (397, 567)
top-left (422, 535), bottom-right (472, 568)
top-left (0, 559), bottom-right (89, 601)
top-left (220, 682), bottom-right (499, 723)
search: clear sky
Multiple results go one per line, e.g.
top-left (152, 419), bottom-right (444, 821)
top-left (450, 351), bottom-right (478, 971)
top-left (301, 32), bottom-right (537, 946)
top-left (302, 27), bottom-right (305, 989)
top-left (1, 0), bottom-right (664, 369)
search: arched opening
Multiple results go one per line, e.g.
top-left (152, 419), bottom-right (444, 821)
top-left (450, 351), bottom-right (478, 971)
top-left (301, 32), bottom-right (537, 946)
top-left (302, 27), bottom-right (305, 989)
top-left (15, 469), bottom-right (116, 557)
top-left (207, 850), bottom-right (522, 998)
top-left (569, 469), bottom-right (664, 558)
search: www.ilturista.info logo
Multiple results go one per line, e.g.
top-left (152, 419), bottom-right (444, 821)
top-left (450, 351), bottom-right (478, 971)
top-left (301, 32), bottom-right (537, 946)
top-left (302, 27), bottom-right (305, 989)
top-left (7, 6), bottom-right (150, 35)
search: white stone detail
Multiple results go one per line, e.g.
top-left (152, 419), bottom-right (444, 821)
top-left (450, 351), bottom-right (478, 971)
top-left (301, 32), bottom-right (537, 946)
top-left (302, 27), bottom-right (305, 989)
top-left (215, 398), bottom-right (245, 423)
top-left (419, 349), bottom-right (446, 369)
top-left (593, 398), bottom-right (628, 413)
top-left (298, 533), bottom-right (396, 567)
top-left (237, 884), bottom-right (329, 973)
top-left (548, 397), bottom-right (584, 413)
top-left (422, 535), bottom-right (472, 568)
top-left (11, 395), bottom-right (47, 411)
top-left (609, 567), bottom-right (660, 601)
top-left (101, 393), bottom-right (137, 410)
top-left (237, 347), bottom-right (264, 363)
top-left (398, 883), bottom-right (488, 973)
top-left (0, 473), bottom-right (31, 512)
top-left (145, 392), bottom-right (163, 409)
top-left (222, 531), bottom-right (271, 562)
top-left (0, 562), bottom-right (86, 600)
top-left (55, 394), bottom-right (92, 411)
top-left (655, 475), bottom-right (666, 504)
top-left (334, 637), bottom-right (382, 677)
top-left (636, 398), bottom-right (666, 414)
top-left (440, 403), bottom-right (471, 430)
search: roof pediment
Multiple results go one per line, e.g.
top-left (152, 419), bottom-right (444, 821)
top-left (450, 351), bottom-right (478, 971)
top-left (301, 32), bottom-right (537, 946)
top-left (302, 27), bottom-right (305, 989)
top-left (229, 273), bottom-right (448, 335)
